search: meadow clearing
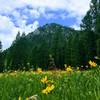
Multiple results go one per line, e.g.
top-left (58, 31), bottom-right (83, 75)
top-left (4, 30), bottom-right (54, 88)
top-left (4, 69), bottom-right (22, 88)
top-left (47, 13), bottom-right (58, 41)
top-left (0, 61), bottom-right (100, 100)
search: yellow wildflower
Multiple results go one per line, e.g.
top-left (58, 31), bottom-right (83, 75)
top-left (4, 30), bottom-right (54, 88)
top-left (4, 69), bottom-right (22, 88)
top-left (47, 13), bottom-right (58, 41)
top-left (26, 97), bottom-right (29, 100)
top-left (41, 76), bottom-right (48, 84)
top-left (18, 96), bottom-right (22, 100)
top-left (37, 68), bottom-right (43, 73)
top-left (77, 67), bottom-right (79, 70)
top-left (65, 66), bottom-right (73, 72)
top-left (76, 67), bottom-right (80, 73)
top-left (89, 60), bottom-right (97, 67)
top-left (89, 60), bottom-right (93, 66)
top-left (92, 62), bottom-right (97, 67)
top-left (42, 88), bottom-right (48, 95)
top-left (42, 84), bottom-right (55, 94)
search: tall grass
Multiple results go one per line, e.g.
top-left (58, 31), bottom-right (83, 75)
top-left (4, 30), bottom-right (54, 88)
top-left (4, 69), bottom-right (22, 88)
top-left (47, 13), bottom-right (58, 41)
top-left (0, 67), bottom-right (100, 100)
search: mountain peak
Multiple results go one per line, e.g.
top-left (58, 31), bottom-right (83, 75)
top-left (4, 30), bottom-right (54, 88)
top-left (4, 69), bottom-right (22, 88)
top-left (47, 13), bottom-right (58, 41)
top-left (27, 23), bottom-right (76, 39)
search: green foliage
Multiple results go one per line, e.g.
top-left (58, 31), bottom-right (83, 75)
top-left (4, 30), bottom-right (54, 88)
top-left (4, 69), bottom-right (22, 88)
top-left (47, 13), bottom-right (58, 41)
top-left (0, 68), bottom-right (100, 100)
top-left (70, 33), bottom-right (82, 67)
top-left (80, 10), bottom-right (92, 31)
top-left (97, 39), bottom-right (100, 59)
top-left (0, 41), bottom-right (3, 72)
top-left (6, 33), bottom-right (32, 70)
top-left (2, 24), bottom-right (77, 70)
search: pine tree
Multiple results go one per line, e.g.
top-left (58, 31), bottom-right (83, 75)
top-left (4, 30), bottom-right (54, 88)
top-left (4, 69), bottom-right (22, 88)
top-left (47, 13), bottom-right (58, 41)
top-left (81, 0), bottom-right (100, 33)
top-left (48, 54), bottom-right (56, 70)
top-left (0, 41), bottom-right (3, 71)
top-left (95, 13), bottom-right (100, 36)
top-left (80, 10), bottom-right (93, 31)
top-left (0, 41), bottom-right (2, 52)
top-left (12, 32), bottom-right (21, 45)
top-left (65, 35), bottom-right (72, 66)
top-left (70, 34), bottom-right (82, 67)
top-left (90, 0), bottom-right (100, 32)
top-left (9, 33), bottom-right (31, 70)
top-left (97, 39), bottom-right (100, 62)
top-left (51, 31), bottom-right (66, 69)
top-left (16, 31), bottom-right (21, 40)
top-left (80, 0), bottom-right (98, 64)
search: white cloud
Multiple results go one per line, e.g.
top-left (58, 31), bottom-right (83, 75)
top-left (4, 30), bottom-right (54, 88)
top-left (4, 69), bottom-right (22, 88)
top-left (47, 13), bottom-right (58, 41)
top-left (70, 14), bottom-right (82, 30)
top-left (66, 0), bottom-right (91, 17)
top-left (0, 15), bottom-right (17, 49)
top-left (0, 0), bottom-right (91, 17)
top-left (0, 0), bottom-right (91, 20)
top-left (71, 24), bottom-right (80, 30)
top-left (0, 0), bottom-right (26, 14)
top-left (30, 9), bottom-right (40, 19)
top-left (20, 21), bottom-right (39, 34)
top-left (0, 0), bottom-right (91, 49)
top-left (0, 15), bottom-right (39, 50)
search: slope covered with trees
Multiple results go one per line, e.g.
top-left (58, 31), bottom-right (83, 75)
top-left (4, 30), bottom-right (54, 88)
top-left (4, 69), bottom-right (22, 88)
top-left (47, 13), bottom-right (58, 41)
top-left (0, 0), bottom-right (100, 71)
top-left (2, 24), bottom-right (78, 70)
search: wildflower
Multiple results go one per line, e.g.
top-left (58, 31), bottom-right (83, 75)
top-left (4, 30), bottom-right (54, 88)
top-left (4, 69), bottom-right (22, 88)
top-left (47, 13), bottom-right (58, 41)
top-left (77, 67), bottom-right (80, 70)
top-left (18, 96), bottom-right (22, 100)
top-left (37, 68), bottom-right (43, 74)
top-left (81, 66), bottom-right (84, 68)
top-left (64, 64), bottom-right (67, 68)
top-left (89, 60), bottom-right (97, 67)
top-left (41, 76), bottom-right (48, 84)
top-left (85, 65), bottom-right (89, 68)
top-left (26, 97), bottom-right (29, 100)
top-left (42, 84), bottom-right (55, 94)
top-left (94, 56), bottom-right (100, 60)
top-left (65, 66), bottom-right (73, 72)
top-left (89, 60), bottom-right (93, 66)
top-left (76, 67), bottom-right (80, 72)
top-left (28, 94), bottom-right (38, 100)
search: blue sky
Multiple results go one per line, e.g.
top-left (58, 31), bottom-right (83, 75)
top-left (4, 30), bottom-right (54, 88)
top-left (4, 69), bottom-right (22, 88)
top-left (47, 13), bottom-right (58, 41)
top-left (0, 0), bottom-right (91, 50)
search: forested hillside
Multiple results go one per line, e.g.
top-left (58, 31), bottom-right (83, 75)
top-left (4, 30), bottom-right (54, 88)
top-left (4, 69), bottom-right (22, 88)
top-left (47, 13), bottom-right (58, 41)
top-left (0, 0), bottom-right (100, 72)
